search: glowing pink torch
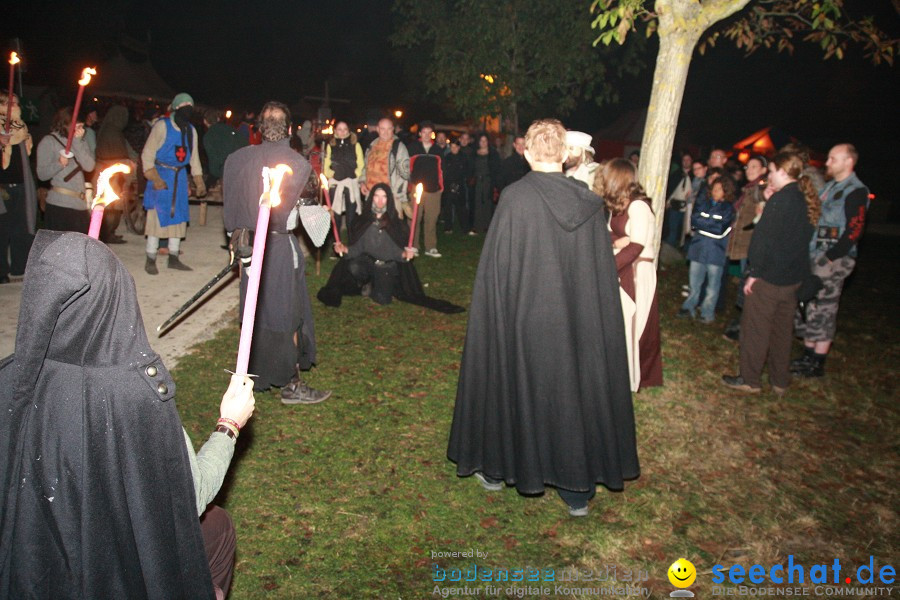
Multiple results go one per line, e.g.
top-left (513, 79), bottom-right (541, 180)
top-left (235, 164), bottom-right (293, 375)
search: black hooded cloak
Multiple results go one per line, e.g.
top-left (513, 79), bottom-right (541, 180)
top-left (317, 183), bottom-right (464, 314)
top-left (223, 138), bottom-right (317, 390)
top-left (447, 171), bottom-right (639, 494)
top-left (0, 231), bottom-right (214, 599)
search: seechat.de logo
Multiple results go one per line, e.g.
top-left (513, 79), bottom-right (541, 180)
top-left (711, 555), bottom-right (895, 586)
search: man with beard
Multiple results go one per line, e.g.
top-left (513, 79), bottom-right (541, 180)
top-left (563, 130), bottom-right (598, 189)
top-left (142, 93), bottom-right (207, 274)
top-left (792, 143), bottom-right (869, 378)
top-left (327, 183), bottom-right (416, 305)
top-left (447, 119), bottom-right (638, 517)
top-left (224, 101), bottom-right (331, 405)
top-left (317, 183), bottom-right (464, 313)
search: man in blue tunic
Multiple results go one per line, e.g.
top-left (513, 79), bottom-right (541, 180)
top-left (142, 92), bottom-right (207, 274)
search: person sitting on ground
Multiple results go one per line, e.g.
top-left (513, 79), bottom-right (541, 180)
top-left (0, 230), bottom-right (256, 600)
top-left (317, 183), bottom-right (464, 313)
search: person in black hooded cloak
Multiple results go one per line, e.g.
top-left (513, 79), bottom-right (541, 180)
top-left (0, 230), bottom-right (256, 599)
top-left (317, 183), bottom-right (464, 314)
top-left (447, 119), bottom-right (639, 517)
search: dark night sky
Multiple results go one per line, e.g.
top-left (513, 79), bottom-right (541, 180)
top-left (4, 0), bottom-right (898, 202)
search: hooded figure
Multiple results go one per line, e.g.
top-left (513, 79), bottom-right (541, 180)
top-left (448, 119), bottom-right (638, 516)
top-left (0, 231), bottom-right (214, 598)
top-left (317, 183), bottom-right (464, 313)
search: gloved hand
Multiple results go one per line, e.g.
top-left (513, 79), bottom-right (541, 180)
top-left (145, 167), bottom-right (167, 191)
top-left (193, 174), bottom-right (207, 198)
top-left (229, 228), bottom-right (253, 268)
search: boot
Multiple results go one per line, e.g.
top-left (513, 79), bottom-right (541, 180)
top-left (796, 352), bottom-right (826, 378)
top-left (168, 254), bottom-right (193, 271)
top-left (144, 254), bottom-right (158, 275)
top-left (790, 347), bottom-right (815, 374)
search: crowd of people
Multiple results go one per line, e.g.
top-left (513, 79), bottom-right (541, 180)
top-left (662, 142), bottom-right (869, 387)
top-left (0, 87), bottom-right (871, 596)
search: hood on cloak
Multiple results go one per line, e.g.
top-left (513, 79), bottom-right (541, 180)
top-left (523, 171), bottom-right (605, 233)
top-left (0, 231), bottom-right (214, 598)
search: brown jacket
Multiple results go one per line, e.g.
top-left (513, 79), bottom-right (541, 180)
top-left (728, 177), bottom-right (765, 260)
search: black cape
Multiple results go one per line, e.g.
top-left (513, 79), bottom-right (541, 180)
top-left (223, 138), bottom-right (317, 389)
top-left (447, 171), bottom-right (639, 494)
top-left (0, 231), bottom-right (214, 599)
top-left (317, 183), bottom-right (465, 314)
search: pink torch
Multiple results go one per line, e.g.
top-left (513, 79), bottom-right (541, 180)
top-left (318, 173), bottom-right (342, 246)
top-left (87, 163), bottom-right (132, 239)
top-left (61, 67), bottom-right (96, 158)
top-left (5, 52), bottom-right (19, 134)
top-left (235, 164), bottom-right (293, 375)
top-left (406, 183), bottom-right (423, 250)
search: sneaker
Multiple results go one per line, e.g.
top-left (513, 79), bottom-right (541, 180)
top-left (677, 308), bottom-right (693, 319)
top-left (723, 328), bottom-right (740, 342)
top-left (425, 248), bottom-right (442, 258)
top-left (468, 230), bottom-right (477, 236)
top-left (473, 472), bottom-right (503, 491)
top-left (568, 505), bottom-right (589, 518)
top-left (721, 375), bottom-right (761, 393)
top-left (698, 316), bottom-right (715, 325)
top-left (280, 379), bottom-right (332, 405)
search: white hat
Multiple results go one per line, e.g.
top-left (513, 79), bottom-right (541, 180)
top-left (566, 130), bottom-right (594, 154)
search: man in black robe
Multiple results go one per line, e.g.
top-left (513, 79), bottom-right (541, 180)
top-left (318, 183), bottom-right (464, 314)
top-left (447, 119), bottom-right (639, 517)
top-left (223, 101), bottom-right (330, 404)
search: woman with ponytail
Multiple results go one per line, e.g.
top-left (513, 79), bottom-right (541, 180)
top-left (722, 151), bottom-right (818, 394)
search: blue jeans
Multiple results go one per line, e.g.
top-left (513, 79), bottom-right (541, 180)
top-left (682, 261), bottom-right (724, 321)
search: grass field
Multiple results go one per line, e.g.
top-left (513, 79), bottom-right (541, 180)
top-left (173, 229), bottom-right (898, 599)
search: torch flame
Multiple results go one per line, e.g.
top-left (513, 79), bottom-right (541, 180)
top-left (92, 163), bottom-right (132, 209)
top-left (78, 67), bottom-right (97, 86)
top-left (260, 164), bottom-right (293, 208)
top-left (415, 183), bottom-right (423, 205)
top-left (318, 173), bottom-right (329, 190)
top-left (9, 52), bottom-right (19, 66)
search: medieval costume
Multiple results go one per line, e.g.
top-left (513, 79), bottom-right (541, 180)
top-left (36, 113), bottom-right (96, 234)
top-left (609, 197), bottom-right (663, 392)
top-left (223, 136), bottom-right (317, 392)
top-left (317, 183), bottom-right (464, 314)
top-left (448, 171), bottom-right (639, 504)
top-left (0, 231), bottom-right (216, 598)
top-left (142, 93), bottom-right (205, 273)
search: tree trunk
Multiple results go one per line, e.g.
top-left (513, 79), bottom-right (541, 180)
top-left (637, 0), bottom-right (751, 258)
top-left (637, 24), bottom-right (701, 257)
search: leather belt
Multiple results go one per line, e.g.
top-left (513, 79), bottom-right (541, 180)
top-left (51, 186), bottom-right (85, 200)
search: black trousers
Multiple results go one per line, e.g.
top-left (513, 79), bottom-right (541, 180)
top-left (346, 255), bottom-right (399, 305)
top-left (0, 184), bottom-right (34, 277)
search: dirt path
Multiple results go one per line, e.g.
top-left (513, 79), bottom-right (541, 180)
top-left (0, 204), bottom-right (240, 369)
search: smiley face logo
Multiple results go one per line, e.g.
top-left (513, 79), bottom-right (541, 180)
top-left (668, 558), bottom-right (696, 588)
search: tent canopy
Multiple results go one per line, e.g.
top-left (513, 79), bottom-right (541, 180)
top-left (92, 54), bottom-right (175, 102)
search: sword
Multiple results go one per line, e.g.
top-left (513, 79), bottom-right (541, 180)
top-left (156, 258), bottom-right (238, 335)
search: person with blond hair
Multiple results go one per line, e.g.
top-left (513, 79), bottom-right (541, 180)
top-left (448, 119), bottom-right (638, 518)
top-left (723, 151), bottom-right (819, 394)
top-left (594, 158), bottom-right (662, 392)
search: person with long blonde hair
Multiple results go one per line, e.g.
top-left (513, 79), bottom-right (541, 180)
top-left (594, 158), bottom-right (663, 391)
top-left (722, 151), bottom-right (819, 394)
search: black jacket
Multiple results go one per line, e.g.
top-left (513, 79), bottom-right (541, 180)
top-left (747, 182), bottom-right (815, 285)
